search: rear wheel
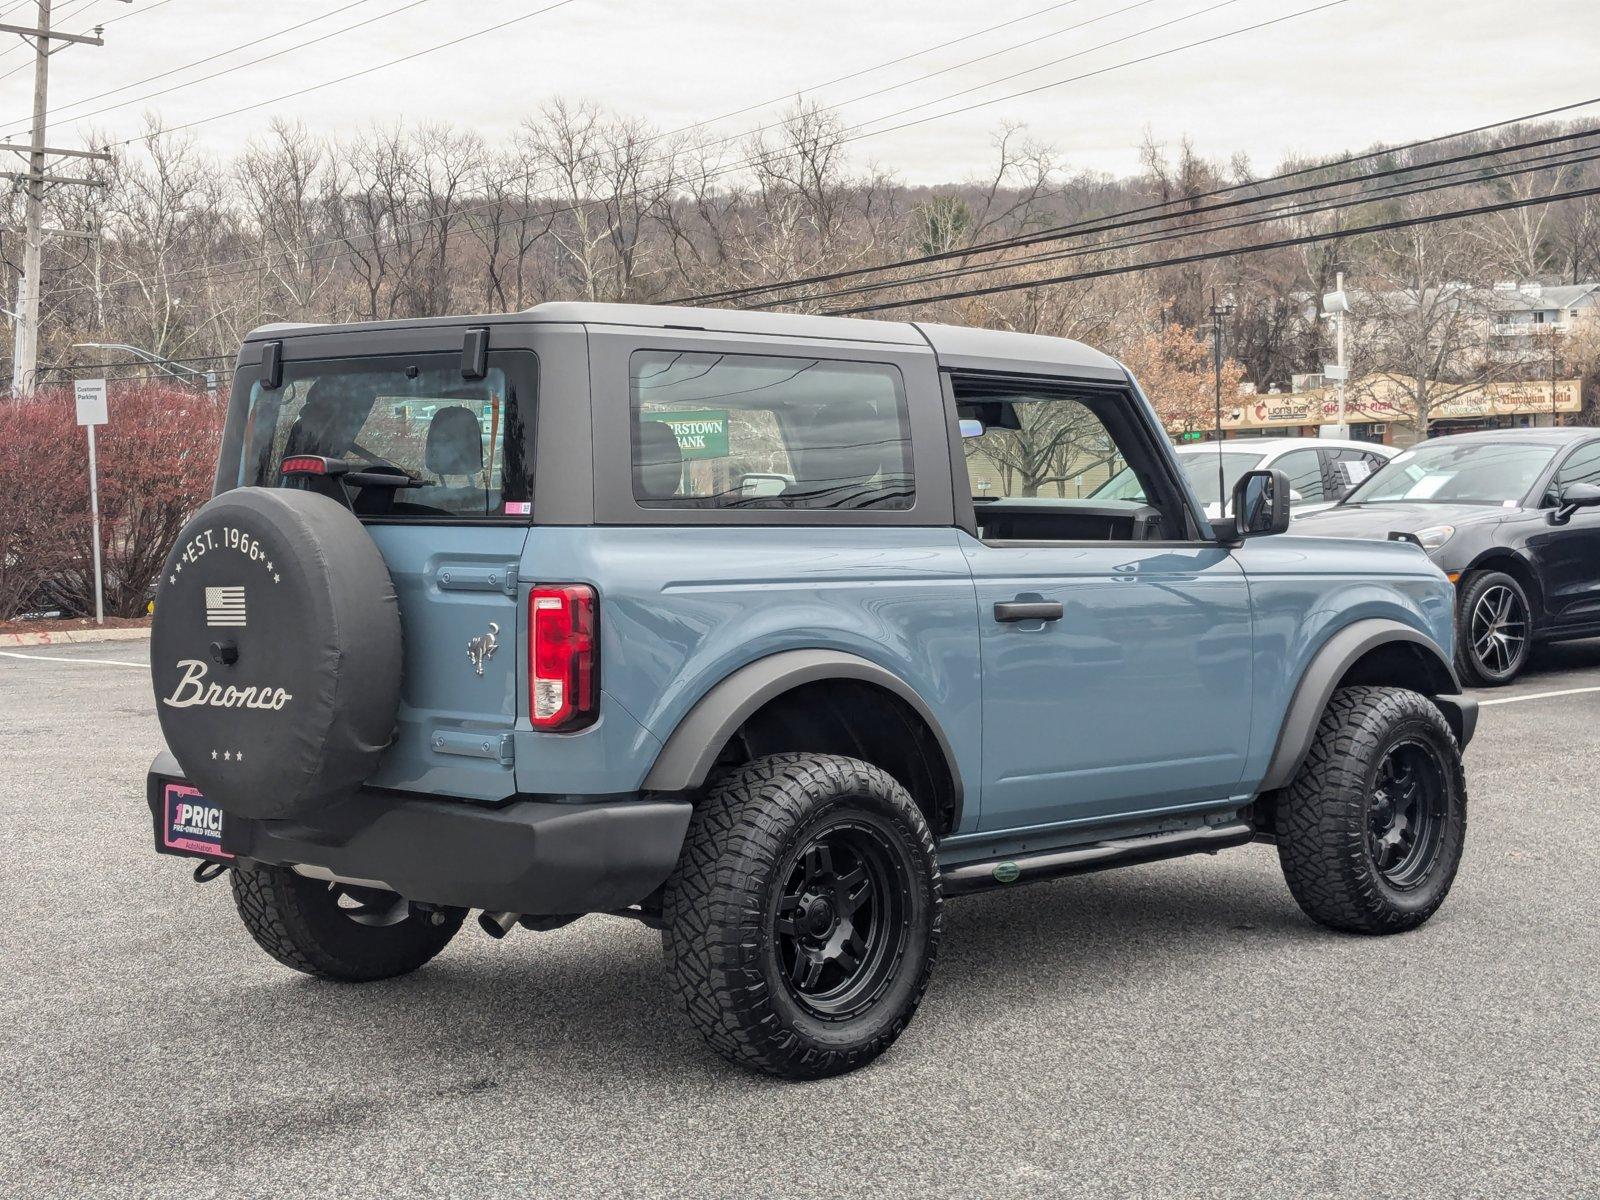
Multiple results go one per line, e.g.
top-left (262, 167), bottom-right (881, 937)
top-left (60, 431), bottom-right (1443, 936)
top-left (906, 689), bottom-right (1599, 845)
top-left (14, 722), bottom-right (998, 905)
top-left (662, 754), bottom-right (941, 1079)
top-left (1455, 569), bottom-right (1532, 686)
top-left (1276, 686), bottom-right (1466, 934)
top-left (230, 862), bottom-right (463, 981)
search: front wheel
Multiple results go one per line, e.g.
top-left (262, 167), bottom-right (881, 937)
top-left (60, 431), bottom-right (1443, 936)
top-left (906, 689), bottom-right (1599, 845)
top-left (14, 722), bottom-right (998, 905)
top-left (1276, 686), bottom-right (1466, 934)
top-left (662, 754), bottom-right (941, 1079)
top-left (1455, 569), bottom-right (1532, 686)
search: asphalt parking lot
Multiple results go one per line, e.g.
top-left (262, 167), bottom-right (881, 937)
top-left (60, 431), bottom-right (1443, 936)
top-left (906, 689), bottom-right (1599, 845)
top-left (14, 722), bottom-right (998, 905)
top-left (3, 641), bottom-right (1598, 1198)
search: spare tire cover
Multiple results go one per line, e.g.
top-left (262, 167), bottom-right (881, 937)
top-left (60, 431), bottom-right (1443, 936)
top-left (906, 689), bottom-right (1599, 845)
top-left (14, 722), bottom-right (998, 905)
top-left (151, 487), bottom-right (401, 820)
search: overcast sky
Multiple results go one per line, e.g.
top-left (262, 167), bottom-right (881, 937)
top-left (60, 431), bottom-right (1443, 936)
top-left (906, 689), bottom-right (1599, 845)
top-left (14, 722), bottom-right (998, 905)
top-left (1, 0), bottom-right (1596, 183)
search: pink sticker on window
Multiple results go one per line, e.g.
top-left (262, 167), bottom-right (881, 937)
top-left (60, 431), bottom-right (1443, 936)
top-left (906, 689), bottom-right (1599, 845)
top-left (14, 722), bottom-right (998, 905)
top-left (505, 501), bottom-right (531, 515)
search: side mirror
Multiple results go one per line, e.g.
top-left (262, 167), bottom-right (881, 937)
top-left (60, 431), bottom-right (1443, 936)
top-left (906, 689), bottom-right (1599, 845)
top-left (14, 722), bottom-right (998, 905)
top-left (1551, 481), bottom-right (1600, 525)
top-left (1222, 468), bottom-right (1292, 543)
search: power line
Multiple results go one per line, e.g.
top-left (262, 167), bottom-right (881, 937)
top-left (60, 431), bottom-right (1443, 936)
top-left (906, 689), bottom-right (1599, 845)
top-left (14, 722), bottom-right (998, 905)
top-left (0, 0), bottom-right (175, 84)
top-left (41, 0), bottom-right (1350, 303)
top-left (6, 1), bottom-right (114, 393)
top-left (101, 0), bottom-right (580, 149)
top-left (651, 0), bottom-right (1096, 142)
top-left (688, 97), bottom-right (1600, 306)
top-left (827, 181), bottom-right (1600, 315)
top-left (3, 0), bottom-right (434, 139)
top-left (775, 142), bottom-right (1600, 310)
top-left (688, 0), bottom-right (1176, 159)
top-left (742, 129), bottom-right (1600, 309)
top-left (4, 0), bottom-right (1127, 293)
top-left (667, 0), bottom-right (1261, 198)
top-left (770, 144), bottom-right (1600, 309)
top-left (0, 0), bottom-right (378, 134)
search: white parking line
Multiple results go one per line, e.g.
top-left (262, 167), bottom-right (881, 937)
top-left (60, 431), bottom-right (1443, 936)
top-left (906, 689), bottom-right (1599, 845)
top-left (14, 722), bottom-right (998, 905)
top-left (1479, 684), bottom-right (1600, 707)
top-left (0, 650), bottom-right (146, 668)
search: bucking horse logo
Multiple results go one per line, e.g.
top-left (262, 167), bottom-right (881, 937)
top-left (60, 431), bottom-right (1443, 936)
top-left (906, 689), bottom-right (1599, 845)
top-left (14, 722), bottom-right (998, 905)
top-left (467, 622), bottom-right (500, 677)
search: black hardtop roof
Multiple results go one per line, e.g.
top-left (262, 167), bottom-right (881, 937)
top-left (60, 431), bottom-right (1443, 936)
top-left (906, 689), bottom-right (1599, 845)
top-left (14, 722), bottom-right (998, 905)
top-left (242, 301), bottom-right (1128, 380)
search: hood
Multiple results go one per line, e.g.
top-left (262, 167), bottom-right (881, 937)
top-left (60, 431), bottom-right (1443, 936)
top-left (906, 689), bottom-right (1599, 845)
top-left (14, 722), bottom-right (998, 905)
top-left (1292, 501), bottom-right (1510, 539)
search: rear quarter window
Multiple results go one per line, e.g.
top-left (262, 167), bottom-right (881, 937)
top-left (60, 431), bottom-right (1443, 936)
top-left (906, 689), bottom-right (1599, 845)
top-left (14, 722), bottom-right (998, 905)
top-left (628, 350), bottom-right (914, 511)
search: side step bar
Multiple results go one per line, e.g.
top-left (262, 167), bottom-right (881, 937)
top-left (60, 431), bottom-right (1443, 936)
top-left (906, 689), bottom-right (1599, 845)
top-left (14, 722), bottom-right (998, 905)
top-left (942, 820), bottom-right (1256, 897)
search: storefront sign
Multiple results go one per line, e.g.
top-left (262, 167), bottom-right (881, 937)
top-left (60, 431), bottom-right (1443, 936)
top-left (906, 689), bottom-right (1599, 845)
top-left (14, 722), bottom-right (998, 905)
top-left (1219, 376), bottom-right (1581, 431)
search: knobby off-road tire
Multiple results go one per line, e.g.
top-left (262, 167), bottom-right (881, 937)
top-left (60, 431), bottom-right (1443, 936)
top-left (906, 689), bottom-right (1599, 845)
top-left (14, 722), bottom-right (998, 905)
top-left (662, 754), bottom-right (942, 1079)
top-left (1276, 686), bottom-right (1466, 935)
top-left (1454, 569), bottom-right (1533, 687)
top-left (230, 862), bottom-right (463, 982)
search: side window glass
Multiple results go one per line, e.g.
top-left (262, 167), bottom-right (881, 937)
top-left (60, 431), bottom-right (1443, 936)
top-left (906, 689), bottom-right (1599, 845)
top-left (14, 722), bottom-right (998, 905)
top-left (1326, 448), bottom-right (1378, 499)
top-left (1275, 449), bottom-right (1326, 502)
top-left (962, 393), bottom-right (1129, 501)
top-left (1556, 443), bottom-right (1600, 489)
top-left (957, 384), bottom-right (1184, 540)
top-left (628, 351), bottom-right (913, 510)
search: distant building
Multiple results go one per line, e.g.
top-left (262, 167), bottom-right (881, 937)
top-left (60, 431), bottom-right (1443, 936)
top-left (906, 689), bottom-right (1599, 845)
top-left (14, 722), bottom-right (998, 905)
top-left (1490, 281), bottom-right (1600, 334)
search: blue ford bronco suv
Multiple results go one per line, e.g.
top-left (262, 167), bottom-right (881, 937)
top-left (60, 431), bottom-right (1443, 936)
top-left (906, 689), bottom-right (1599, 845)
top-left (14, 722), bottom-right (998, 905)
top-left (148, 302), bottom-right (1476, 1079)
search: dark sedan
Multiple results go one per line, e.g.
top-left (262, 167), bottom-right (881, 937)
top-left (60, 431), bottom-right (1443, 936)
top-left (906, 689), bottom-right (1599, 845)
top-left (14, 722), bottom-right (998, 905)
top-left (1295, 428), bottom-right (1600, 685)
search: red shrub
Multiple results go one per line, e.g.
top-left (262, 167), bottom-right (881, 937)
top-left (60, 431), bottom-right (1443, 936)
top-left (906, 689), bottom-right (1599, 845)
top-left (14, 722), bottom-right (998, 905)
top-left (1, 384), bottom-right (225, 619)
top-left (0, 397), bottom-right (86, 619)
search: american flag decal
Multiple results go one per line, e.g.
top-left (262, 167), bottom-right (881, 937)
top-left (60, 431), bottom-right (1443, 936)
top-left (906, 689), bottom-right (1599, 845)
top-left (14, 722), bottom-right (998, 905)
top-left (205, 586), bottom-right (247, 627)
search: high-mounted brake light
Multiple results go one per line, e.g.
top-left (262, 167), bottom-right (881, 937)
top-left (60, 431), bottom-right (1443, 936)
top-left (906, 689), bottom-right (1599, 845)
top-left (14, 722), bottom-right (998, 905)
top-left (528, 585), bottom-right (597, 729)
top-left (282, 455), bottom-right (335, 476)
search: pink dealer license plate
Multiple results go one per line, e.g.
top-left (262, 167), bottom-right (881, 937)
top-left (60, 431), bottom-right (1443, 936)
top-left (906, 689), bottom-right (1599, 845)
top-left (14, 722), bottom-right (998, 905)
top-left (159, 783), bottom-right (231, 859)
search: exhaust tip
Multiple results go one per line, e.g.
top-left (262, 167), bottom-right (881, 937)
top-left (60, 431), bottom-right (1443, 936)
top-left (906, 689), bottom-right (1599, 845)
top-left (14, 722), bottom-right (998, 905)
top-left (478, 910), bottom-right (520, 939)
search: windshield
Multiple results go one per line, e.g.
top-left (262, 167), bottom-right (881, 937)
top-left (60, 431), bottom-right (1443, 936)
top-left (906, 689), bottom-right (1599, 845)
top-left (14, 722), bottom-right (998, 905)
top-left (1346, 441), bottom-right (1556, 505)
top-left (1098, 450), bottom-right (1261, 506)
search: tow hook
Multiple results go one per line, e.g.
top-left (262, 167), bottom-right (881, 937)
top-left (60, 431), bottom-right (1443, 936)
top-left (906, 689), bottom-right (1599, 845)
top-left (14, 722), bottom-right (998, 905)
top-left (192, 860), bottom-right (228, 884)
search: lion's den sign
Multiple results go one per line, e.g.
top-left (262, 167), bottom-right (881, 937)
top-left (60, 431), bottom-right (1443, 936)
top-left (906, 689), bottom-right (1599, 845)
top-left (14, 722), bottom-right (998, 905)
top-left (649, 409), bottom-right (730, 459)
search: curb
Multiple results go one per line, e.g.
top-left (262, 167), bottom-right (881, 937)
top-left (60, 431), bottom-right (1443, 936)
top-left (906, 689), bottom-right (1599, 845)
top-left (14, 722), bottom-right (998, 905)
top-left (0, 627), bottom-right (151, 648)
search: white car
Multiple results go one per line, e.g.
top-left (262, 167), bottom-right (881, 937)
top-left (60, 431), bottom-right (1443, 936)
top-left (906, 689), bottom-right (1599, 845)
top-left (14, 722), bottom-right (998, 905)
top-left (1097, 436), bottom-right (1399, 519)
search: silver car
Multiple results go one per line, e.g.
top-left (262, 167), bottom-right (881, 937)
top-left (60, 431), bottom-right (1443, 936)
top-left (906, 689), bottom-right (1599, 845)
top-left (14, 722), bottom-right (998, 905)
top-left (1098, 436), bottom-right (1398, 518)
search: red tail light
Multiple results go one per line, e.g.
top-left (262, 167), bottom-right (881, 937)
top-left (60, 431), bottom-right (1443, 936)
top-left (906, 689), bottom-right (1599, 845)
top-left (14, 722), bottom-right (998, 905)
top-left (528, 585), bottom-right (597, 729)
top-left (282, 455), bottom-right (331, 475)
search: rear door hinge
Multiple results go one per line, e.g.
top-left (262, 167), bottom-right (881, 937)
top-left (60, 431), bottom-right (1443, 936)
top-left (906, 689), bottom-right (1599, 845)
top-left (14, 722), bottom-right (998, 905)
top-left (436, 561), bottom-right (519, 598)
top-left (430, 729), bottom-right (515, 767)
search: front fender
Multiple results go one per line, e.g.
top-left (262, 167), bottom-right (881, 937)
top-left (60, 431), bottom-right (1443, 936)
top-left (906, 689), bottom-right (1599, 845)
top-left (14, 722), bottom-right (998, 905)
top-left (1257, 618), bottom-right (1469, 793)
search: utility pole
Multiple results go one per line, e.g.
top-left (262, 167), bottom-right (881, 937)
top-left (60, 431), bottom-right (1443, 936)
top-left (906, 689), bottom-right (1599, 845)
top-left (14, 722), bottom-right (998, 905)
top-left (1210, 288), bottom-right (1235, 506)
top-left (1334, 271), bottom-right (1347, 428)
top-left (1549, 321), bottom-right (1559, 426)
top-left (3, 0), bottom-right (120, 394)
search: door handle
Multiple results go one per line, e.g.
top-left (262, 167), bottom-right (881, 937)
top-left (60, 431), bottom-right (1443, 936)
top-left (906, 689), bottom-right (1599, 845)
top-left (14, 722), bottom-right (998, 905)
top-left (994, 600), bottom-right (1064, 623)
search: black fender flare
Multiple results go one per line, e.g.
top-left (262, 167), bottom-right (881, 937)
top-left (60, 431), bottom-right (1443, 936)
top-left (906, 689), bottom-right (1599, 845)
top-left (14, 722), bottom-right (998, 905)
top-left (641, 649), bottom-right (964, 814)
top-left (1258, 618), bottom-right (1475, 792)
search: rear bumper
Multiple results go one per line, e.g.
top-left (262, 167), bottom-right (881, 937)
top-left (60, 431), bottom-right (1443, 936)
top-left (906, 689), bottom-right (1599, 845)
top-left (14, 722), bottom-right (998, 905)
top-left (147, 753), bottom-right (691, 915)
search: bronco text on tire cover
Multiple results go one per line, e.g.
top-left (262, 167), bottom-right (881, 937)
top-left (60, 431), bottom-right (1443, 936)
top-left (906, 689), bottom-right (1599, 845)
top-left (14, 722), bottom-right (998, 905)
top-left (150, 486), bottom-right (401, 820)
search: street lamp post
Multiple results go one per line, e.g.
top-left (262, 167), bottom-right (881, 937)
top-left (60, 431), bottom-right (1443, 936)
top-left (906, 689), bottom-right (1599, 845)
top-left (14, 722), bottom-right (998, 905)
top-left (1321, 275), bottom-right (1353, 438)
top-left (1210, 289), bottom-right (1236, 506)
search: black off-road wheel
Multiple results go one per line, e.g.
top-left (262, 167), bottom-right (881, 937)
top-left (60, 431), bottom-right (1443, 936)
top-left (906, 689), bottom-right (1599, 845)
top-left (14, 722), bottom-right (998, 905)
top-left (1454, 569), bottom-right (1532, 687)
top-left (1276, 686), bottom-right (1466, 935)
top-left (230, 862), bottom-right (463, 982)
top-left (662, 754), bottom-right (941, 1079)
